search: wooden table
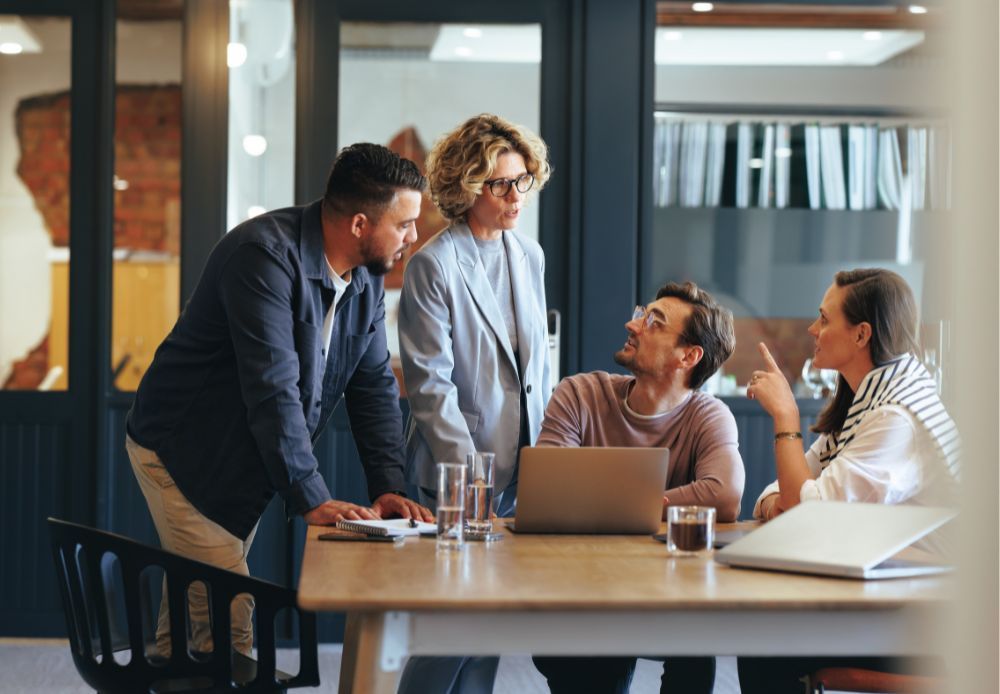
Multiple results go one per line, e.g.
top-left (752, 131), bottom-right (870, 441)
top-left (298, 523), bottom-right (950, 693)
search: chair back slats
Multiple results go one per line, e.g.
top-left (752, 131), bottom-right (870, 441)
top-left (255, 604), bottom-right (277, 685)
top-left (120, 556), bottom-right (151, 662)
top-left (165, 568), bottom-right (190, 667)
top-left (84, 549), bottom-right (116, 667)
top-left (53, 544), bottom-right (92, 662)
top-left (208, 582), bottom-right (235, 683)
top-left (47, 517), bottom-right (321, 692)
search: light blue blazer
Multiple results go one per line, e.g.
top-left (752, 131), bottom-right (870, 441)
top-left (398, 223), bottom-right (552, 493)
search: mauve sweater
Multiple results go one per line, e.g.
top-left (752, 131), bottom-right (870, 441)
top-left (536, 371), bottom-right (745, 521)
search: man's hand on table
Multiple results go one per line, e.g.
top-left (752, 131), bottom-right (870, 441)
top-left (303, 499), bottom-right (379, 525)
top-left (371, 493), bottom-right (435, 522)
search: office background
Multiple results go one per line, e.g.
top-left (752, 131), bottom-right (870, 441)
top-left (0, 1), bottom-right (992, 670)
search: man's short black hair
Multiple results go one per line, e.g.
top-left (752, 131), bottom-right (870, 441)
top-left (655, 281), bottom-right (735, 390)
top-left (323, 143), bottom-right (427, 221)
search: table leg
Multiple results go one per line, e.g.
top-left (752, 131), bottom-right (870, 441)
top-left (338, 612), bottom-right (401, 694)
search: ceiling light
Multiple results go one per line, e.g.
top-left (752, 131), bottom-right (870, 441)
top-left (242, 134), bottom-right (268, 157)
top-left (654, 28), bottom-right (924, 66)
top-left (908, 5), bottom-right (928, 14)
top-left (749, 158), bottom-right (763, 169)
top-left (462, 27), bottom-right (482, 39)
top-left (691, 2), bottom-right (714, 12)
top-left (863, 31), bottom-right (883, 41)
top-left (0, 16), bottom-right (42, 54)
top-left (663, 31), bottom-right (683, 41)
top-left (227, 42), bottom-right (247, 68)
top-left (247, 206), bottom-right (266, 218)
top-left (775, 147), bottom-right (792, 159)
top-left (430, 24), bottom-right (541, 64)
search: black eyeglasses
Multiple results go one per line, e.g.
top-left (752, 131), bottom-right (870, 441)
top-left (484, 173), bottom-right (534, 197)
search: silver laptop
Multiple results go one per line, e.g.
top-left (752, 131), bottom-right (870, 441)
top-left (509, 446), bottom-right (669, 534)
top-left (714, 501), bottom-right (956, 579)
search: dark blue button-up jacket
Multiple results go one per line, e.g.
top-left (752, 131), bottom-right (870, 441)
top-left (127, 200), bottom-right (407, 540)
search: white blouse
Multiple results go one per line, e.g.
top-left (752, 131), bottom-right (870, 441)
top-left (754, 404), bottom-right (959, 516)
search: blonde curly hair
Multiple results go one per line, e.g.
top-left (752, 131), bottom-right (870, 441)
top-left (425, 114), bottom-right (551, 223)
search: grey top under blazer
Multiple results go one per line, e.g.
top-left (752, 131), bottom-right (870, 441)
top-left (399, 223), bottom-right (552, 493)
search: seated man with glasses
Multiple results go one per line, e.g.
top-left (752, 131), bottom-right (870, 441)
top-left (531, 281), bottom-right (745, 694)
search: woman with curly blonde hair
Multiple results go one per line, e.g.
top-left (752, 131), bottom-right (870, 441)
top-left (396, 114), bottom-right (553, 693)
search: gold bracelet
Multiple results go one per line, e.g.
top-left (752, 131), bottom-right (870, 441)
top-left (774, 431), bottom-right (803, 442)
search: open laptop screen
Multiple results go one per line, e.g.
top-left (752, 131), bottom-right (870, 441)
top-left (511, 446), bottom-right (669, 534)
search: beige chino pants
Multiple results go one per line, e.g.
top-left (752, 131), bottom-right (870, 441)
top-left (125, 435), bottom-right (258, 657)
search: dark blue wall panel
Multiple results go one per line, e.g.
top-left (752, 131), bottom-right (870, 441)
top-left (726, 397), bottom-right (824, 520)
top-left (0, 420), bottom-right (72, 636)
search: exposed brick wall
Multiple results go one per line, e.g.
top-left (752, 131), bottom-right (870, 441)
top-left (15, 84), bottom-right (181, 252)
top-left (725, 317), bottom-right (816, 386)
top-left (114, 85), bottom-right (181, 253)
top-left (15, 92), bottom-right (70, 246)
top-left (1, 336), bottom-right (49, 390)
top-left (5, 84), bottom-right (181, 390)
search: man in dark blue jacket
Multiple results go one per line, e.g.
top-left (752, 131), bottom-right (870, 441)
top-left (125, 143), bottom-right (432, 656)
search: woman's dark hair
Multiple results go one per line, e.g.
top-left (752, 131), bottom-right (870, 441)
top-left (813, 268), bottom-right (921, 434)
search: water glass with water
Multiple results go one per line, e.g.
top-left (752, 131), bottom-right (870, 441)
top-left (436, 463), bottom-right (466, 551)
top-left (465, 452), bottom-right (496, 537)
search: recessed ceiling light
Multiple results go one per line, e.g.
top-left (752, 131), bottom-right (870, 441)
top-left (227, 42), bottom-right (247, 68)
top-left (691, 2), bottom-right (714, 12)
top-left (663, 31), bottom-right (683, 41)
top-left (0, 17), bottom-right (41, 54)
top-left (908, 5), bottom-right (928, 14)
top-left (749, 158), bottom-right (763, 169)
top-left (654, 27), bottom-right (925, 66)
top-left (775, 147), bottom-right (792, 159)
top-left (247, 206), bottom-right (267, 218)
top-left (242, 134), bottom-right (268, 157)
top-left (863, 31), bottom-right (883, 41)
top-left (431, 24), bottom-right (541, 64)
top-left (462, 27), bottom-right (482, 39)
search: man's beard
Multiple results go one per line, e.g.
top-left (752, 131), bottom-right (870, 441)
top-left (361, 237), bottom-right (407, 276)
top-left (613, 347), bottom-right (633, 370)
top-left (364, 256), bottom-right (393, 276)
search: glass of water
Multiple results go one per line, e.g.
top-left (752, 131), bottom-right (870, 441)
top-left (436, 463), bottom-right (466, 551)
top-left (465, 452), bottom-right (496, 538)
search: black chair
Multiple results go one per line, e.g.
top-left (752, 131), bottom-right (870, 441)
top-left (48, 517), bottom-right (319, 693)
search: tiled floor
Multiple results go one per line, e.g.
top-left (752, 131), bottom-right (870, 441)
top-left (0, 640), bottom-right (741, 693)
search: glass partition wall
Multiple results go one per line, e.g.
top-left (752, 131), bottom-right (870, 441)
top-left (644, 4), bottom-right (951, 400)
top-left (110, 14), bottom-right (183, 392)
top-left (226, 0), bottom-right (296, 231)
top-left (338, 21), bottom-right (542, 377)
top-left (0, 16), bottom-right (71, 390)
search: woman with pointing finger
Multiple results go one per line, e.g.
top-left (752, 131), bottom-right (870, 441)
top-left (739, 267), bottom-right (960, 693)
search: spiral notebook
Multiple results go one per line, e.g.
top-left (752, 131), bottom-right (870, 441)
top-left (335, 518), bottom-right (436, 537)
